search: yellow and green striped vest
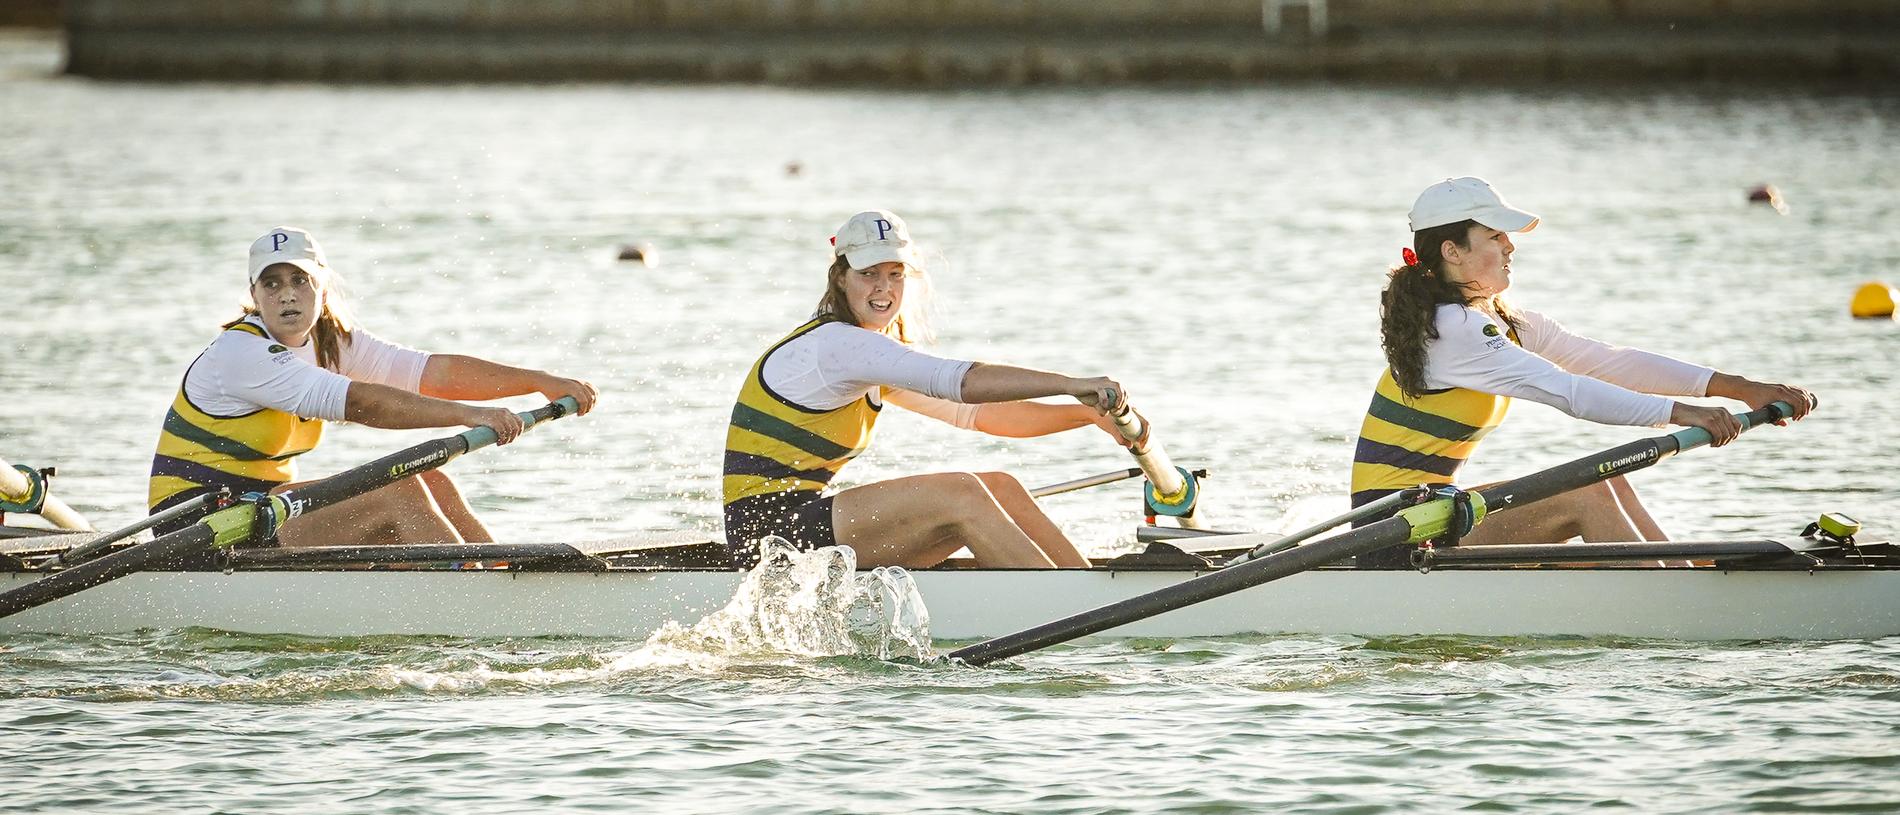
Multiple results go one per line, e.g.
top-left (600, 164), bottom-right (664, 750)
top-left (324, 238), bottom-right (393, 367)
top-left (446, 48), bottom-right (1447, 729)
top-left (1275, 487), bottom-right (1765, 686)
top-left (722, 318), bottom-right (882, 506)
top-left (148, 322), bottom-right (326, 509)
top-left (1350, 326), bottom-right (1520, 499)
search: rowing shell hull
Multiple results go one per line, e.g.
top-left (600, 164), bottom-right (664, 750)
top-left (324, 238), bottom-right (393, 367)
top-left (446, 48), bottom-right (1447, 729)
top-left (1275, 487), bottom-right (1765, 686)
top-left (3, 566), bottom-right (1897, 640)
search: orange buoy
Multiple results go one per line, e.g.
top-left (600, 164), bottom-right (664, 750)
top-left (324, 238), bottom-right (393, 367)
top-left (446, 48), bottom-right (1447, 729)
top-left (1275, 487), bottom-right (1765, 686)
top-left (1850, 281), bottom-right (1897, 319)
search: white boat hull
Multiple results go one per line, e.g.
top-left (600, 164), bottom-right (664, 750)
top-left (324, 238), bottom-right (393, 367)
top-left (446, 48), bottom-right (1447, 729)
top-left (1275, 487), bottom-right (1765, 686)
top-left (3, 567), bottom-right (1896, 641)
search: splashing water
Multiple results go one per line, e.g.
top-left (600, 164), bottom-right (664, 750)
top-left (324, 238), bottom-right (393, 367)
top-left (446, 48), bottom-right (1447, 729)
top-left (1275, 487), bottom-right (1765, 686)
top-left (634, 538), bottom-right (934, 664)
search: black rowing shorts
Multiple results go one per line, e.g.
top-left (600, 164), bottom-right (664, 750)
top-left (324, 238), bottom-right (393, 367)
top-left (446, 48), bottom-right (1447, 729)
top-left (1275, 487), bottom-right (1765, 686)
top-left (722, 491), bottom-right (838, 568)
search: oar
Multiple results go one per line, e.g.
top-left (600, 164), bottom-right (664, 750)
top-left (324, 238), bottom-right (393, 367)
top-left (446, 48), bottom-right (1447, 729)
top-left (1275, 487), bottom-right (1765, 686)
top-left (0, 457), bottom-right (93, 531)
top-left (0, 397), bottom-right (580, 620)
top-left (47, 489), bottom-right (231, 568)
top-left (950, 399), bottom-right (1807, 666)
top-left (1221, 488), bottom-right (1426, 567)
top-left (1107, 403), bottom-right (1206, 529)
top-left (1030, 468), bottom-right (1143, 499)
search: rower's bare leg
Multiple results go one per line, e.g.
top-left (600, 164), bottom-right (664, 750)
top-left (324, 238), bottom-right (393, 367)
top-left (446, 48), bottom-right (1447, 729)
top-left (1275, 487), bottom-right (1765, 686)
top-left (419, 470), bottom-right (492, 543)
top-left (1607, 476), bottom-right (1667, 541)
top-left (974, 472), bottom-right (1089, 568)
top-left (830, 473), bottom-right (1058, 569)
top-left (1459, 480), bottom-right (1642, 545)
top-left (273, 476), bottom-right (463, 547)
top-left (1605, 475), bottom-right (1691, 566)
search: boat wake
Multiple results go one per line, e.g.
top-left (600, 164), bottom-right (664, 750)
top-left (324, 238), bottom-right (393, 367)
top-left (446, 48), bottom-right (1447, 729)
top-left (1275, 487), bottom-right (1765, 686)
top-left (623, 538), bottom-right (935, 669)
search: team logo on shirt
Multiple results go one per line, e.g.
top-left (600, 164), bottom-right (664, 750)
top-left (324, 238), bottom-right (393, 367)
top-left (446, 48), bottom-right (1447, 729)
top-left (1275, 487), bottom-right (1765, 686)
top-left (268, 344), bottom-right (287, 353)
top-left (1482, 324), bottom-right (1501, 337)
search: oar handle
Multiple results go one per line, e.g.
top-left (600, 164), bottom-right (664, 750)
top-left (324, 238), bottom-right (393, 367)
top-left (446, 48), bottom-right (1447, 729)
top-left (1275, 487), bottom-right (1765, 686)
top-left (1108, 402), bottom-right (1204, 527)
top-left (1668, 398), bottom-right (1811, 452)
top-left (459, 396), bottom-right (580, 450)
top-left (1108, 404), bottom-right (1182, 495)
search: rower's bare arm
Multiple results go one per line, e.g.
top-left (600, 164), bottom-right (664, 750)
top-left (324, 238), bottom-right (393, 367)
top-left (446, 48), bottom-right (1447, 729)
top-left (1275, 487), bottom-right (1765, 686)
top-left (1704, 372), bottom-right (1814, 423)
top-left (971, 401), bottom-right (1097, 438)
top-left (344, 382), bottom-right (524, 444)
top-left (960, 363), bottom-right (1125, 412)
top-left (419, 354), bottom-right (598, 415)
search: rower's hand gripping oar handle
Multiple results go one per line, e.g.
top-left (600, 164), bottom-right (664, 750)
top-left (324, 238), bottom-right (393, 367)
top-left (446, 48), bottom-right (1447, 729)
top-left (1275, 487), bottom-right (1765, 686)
top-left (460, 396), bottom-right (579, 450)
top-left (1104, 398), bottom-right (1203, 527)
top-left (1670, 398), bottom-right (1811, 451)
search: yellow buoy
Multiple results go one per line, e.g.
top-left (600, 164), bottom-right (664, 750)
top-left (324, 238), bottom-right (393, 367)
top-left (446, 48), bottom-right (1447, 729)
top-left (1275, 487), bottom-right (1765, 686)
top-left (1851, 281), bottom-right (1897, 319)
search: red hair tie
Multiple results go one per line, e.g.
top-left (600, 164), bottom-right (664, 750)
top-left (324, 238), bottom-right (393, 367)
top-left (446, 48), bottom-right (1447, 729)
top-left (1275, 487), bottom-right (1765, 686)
top-left (1401, 247), bottom-right (1419, 266)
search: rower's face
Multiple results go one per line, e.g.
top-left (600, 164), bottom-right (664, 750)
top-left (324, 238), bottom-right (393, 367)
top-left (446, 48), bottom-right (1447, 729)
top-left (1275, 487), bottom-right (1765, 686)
top-left (844, 261), bottom-right (908, 331)
top-left (250, 264), bottom-right (324, 342)
top-left (1443, 224), bottom-right (1515, 297)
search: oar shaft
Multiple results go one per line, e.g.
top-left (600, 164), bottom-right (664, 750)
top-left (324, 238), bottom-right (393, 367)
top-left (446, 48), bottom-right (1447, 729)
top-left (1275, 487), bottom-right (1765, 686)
top-left (271, 398), bottom-right (575, 524)
top-left (1226, 489), bottom-right (1417, 566)
top-left (950, 400), bottom-right (1801, 666)
top-left (32, 496), bottom-right (91, 532)
top-left (1030, 468), bottom-right (1143, 499)
top-left (1109, 404), bottom-right (1205, 528)
top-left (953, 515), bottom-right (1416, 665)
top-left (0, 526), bottom-right (214, 618)
top-left (1110, 408), bottom-right (1186, 498)
top-left (1474, 401), bottom-right (1789, 513)
top-left (53, 490), bottom-right (226, 567)
top-left (0, 458), bottom-right (93, 531)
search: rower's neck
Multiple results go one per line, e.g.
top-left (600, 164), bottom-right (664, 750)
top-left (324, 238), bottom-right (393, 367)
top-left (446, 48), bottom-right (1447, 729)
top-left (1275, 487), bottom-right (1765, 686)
top-left (254, 316), bottom-right (313, 348)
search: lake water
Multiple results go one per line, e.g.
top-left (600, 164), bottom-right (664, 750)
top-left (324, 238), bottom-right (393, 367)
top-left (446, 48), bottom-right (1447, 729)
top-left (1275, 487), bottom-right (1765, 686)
top-left (3, 34), bottom-right (1898, 813)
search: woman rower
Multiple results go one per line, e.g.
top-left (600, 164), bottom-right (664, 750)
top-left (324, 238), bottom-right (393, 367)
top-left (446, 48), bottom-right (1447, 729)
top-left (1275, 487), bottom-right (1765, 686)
top-left (1350, 177), bottom-right (1812, 568)
top-left (147, 226), bottom-right (597, 547)
top-left (722, 210), bottom-right (1141, 570)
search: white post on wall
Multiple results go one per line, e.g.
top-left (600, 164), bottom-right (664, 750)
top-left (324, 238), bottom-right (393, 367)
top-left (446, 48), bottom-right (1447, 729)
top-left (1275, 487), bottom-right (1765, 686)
top-left (1262, 0), bottom-right (1328, 38)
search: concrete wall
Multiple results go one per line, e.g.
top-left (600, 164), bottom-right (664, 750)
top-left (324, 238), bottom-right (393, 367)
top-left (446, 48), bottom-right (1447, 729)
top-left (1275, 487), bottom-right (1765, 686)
top-left (62, 0), bottom-right (1900, 83)
top-left (0, 0), bottom-right (60, 27)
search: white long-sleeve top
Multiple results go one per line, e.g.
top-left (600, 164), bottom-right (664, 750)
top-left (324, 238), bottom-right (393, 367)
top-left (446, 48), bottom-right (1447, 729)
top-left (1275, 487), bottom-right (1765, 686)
top-left (760, 321), bottom-right (980, 428)
top-left (183, 316), bottom-right (431, 421)
top-left (1424, 304), bottom-right (1713, 427)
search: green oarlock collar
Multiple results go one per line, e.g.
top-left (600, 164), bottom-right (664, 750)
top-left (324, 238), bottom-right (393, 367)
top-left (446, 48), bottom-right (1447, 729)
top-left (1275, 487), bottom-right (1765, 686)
top-left (202, 495), bottom-right (291, 549)
top-left (1393, 491), bottom-right (1490, 543)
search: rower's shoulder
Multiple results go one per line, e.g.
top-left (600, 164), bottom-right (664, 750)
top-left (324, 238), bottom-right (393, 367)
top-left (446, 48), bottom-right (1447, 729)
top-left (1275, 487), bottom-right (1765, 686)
top-left (205, 322), bottom-right (274, 351)
top-left (802, 320), bottom-right (901, 348)
top-left (1430, 303), bottom-right (1493, 332)
top-left (201, 323), bottom-right (298, 370)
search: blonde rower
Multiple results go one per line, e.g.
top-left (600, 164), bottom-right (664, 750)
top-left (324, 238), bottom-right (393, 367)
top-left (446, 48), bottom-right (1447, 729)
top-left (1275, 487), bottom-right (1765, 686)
top-left (722, 210), bottom-right (1142, 569)
top-left (1349, 178), bottom-right (1811, 568)
top-left (147, 227), bottom-right (597, 548)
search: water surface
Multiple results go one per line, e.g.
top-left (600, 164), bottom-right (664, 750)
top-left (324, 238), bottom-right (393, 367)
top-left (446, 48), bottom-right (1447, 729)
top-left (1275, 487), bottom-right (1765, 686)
top-left (2, 37), bottom-right (1898, 813)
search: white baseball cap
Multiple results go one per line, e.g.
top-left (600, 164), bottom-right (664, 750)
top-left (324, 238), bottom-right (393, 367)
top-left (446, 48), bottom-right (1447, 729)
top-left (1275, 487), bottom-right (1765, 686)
top-left (248, 227), bottom-right (330, 284)
top-left (1408, 177), bottom-right (1540, 233)
top-left (832, 210), bottom-right (918, 270)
